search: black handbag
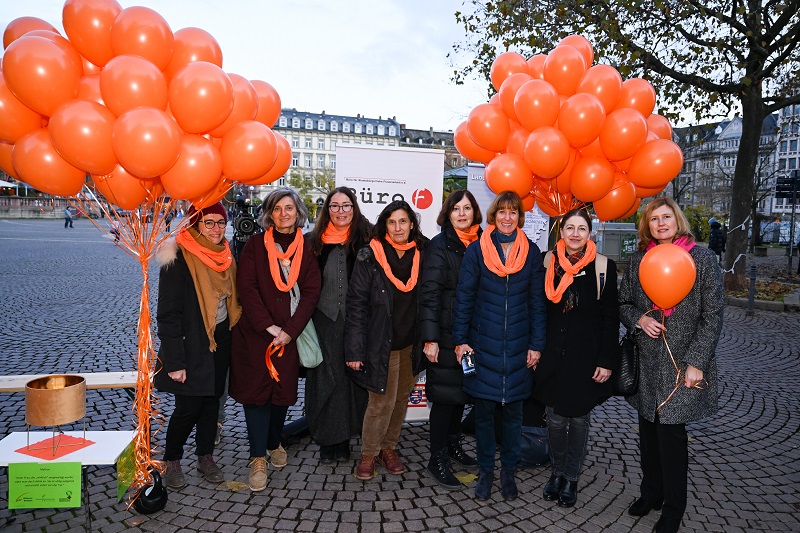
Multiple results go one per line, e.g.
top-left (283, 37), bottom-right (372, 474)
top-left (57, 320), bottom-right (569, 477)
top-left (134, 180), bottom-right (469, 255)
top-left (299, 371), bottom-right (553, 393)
top-left (612, 329), bottom-right (639, 396)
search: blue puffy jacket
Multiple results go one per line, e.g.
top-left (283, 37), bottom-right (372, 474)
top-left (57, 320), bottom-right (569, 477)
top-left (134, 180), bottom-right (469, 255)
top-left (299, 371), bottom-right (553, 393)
top-left (452, 231), bottom-right (547, 404)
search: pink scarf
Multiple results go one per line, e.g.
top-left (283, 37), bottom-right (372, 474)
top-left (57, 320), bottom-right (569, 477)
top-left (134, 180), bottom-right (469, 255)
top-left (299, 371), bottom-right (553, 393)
top-left (645, 236), bottom-right (695, 316)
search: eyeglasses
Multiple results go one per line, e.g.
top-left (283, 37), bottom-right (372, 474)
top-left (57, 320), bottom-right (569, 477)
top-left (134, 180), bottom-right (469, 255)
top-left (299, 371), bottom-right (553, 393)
top-left (329, 204), bottom-right (353, 212)
top-left (202, 220), bottom-right (227, 229)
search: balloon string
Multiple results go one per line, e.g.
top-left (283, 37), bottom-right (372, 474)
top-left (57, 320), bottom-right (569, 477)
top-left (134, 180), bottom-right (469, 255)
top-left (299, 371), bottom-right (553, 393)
top-left (651, 311), bottom-right (708, 414)
top-left (265, 343), bottom-right (283, 382)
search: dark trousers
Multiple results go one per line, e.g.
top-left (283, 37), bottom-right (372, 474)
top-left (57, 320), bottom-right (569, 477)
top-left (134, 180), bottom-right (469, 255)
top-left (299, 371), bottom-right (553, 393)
top-left (639, 414), bottom-right (688, 521)
top-left (546, 407), bottom-right (591, 482)
top-left (429, 402), bottom-right (465, 454)
top-left (64, 217), bottom-right (73, 228)
top-left (474, 398), bottom-right (523, 471)
top-left (243, 403), bottom-right (290, 458)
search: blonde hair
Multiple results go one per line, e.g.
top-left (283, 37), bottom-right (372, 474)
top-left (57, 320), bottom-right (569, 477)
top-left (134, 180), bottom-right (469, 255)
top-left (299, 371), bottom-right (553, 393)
top-left (637, 197), bottom-right (693, 251)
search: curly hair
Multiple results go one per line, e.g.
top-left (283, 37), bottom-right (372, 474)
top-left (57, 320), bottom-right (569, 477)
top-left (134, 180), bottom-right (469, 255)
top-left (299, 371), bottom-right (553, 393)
top-left (257, 187), bottom-right (309, 232)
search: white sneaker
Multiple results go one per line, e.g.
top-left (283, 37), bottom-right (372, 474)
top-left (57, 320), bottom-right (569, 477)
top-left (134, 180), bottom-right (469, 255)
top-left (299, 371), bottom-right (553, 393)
top-left (248, 457), bottom-right (268, 491)
top-left (268, 444), bottom-right (287, 469)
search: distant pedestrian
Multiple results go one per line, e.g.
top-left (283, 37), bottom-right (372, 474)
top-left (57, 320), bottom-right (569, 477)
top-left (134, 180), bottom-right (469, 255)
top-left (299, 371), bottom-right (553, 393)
top-left (708, 217), bottom-right (724, 264)
top-left (64, 208), bottom-right (73, 229)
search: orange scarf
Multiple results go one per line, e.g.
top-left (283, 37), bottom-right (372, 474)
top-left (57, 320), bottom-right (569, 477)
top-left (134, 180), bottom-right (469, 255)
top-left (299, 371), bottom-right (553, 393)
top-left (369, 236), bottom-right (420, 292)
top-left (480, 225), bottom-right (529, 277)
top-left (544, 239), bottom-right (597, 303)
top-left (264, 227), bottom-right (304, 292)
top-left (321, 221), bottom-right (350, 244)
top-left (176, 228), bottom-right (233, 272)
top-left (454, 224), bottom-right (480, 248)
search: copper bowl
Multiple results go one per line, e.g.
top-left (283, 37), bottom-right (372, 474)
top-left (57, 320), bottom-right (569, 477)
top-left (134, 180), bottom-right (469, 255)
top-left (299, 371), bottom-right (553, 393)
top-left (25, 375), bottom-right (86, 427)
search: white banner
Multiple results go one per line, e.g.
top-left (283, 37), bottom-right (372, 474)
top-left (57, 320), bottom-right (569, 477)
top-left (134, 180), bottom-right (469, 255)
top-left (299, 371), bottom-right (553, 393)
top-left (335, 144), bottom-right (444, 238)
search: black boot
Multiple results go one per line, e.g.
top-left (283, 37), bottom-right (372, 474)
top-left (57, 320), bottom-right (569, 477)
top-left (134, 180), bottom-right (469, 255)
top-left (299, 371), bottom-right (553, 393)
top-left (319, 445), bottom-right (335, 465)
top-left (474, 468), bottom-right (493, 501)
top-left (628, 497), bottom-right (663, 516)
top-left (558, 479), bottom-right (578, 507)
top-left (543, 474), bottom-right (565, 501)
top-left (653, 514), bottom-right (682, 533)
top-left (426, 449), bottom-right (460, 490)
top-left (447, 435), bottom-right (478, 470)
top-left (500, 467), bottom-right (518, 501)
top-left (334, 440), bottom-right (350, 462)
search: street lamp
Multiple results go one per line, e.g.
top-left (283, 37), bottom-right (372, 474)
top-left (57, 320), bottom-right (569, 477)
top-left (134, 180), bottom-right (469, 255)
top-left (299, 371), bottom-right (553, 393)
top-left (249, 186), bottom-right (254, 204)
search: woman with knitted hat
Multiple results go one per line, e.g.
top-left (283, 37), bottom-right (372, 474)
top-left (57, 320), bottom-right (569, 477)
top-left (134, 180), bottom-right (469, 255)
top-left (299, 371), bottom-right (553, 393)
top-left (154, 201), bottom-right (242, 490)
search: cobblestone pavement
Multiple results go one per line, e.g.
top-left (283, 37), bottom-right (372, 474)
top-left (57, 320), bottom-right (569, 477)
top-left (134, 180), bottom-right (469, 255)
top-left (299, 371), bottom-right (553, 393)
top-left (1, 220), bottom-right (798, 532)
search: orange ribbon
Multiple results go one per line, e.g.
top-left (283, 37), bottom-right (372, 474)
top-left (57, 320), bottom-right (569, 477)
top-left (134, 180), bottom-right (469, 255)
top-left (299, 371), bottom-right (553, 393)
top-left (264, 342), bottom-right (284, 382)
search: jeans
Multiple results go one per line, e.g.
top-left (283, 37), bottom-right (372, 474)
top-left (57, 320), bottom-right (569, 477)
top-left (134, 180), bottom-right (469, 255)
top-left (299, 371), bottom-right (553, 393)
top-left (546, 406), bottom-right (590, 482)
top-left (361, 346), bottom-right (415, 456)
top-left (243, 403), bottom-right (290, 458)
top-left (639, 414), bottom-right (688, 521)
top-left (474, 398), bottom-right (523, 471)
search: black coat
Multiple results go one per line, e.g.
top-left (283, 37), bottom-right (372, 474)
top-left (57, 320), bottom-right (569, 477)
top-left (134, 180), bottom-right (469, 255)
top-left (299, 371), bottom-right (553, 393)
top-left (534, 255), bottom-right (619, 417)
top-left (708, 222), bottom-right (725, 254)
top-left (154, 246), bottom-right (222, 397)
top-left (418, 225), bottom-right (477, 405)
top-left (344, 244), bottom-right (423, 394)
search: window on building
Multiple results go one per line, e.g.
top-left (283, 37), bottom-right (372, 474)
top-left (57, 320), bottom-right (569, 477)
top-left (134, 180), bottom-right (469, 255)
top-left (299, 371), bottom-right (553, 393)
top-left (377, 125), bottom-right (385, 135)
top-left (305, 155), bottom-right (312, 167)
top-left (318, 139), bottom-right (325, 150)
top-left (452, 157), bottom-right (458, 166)
top-left (305, 119), bottom-right (313, 129)
top-left (291, 137), bottom-right (299, 148)
top-left (331, 157), bottom-right (336, 169)
top-left (291, 154), bottom-right (299, 167)
top-left (441, 140), bottom-right (446, 146)
top-left (791, 139), bottom-right (798, 152)
top-left (331, 141), bottom-right (336, 150)
top-left (330, 121), bottom-right (338, 132)
top-left (278, 177), bottom-right (286, 186)
top-left (317, 155), bottom-right (325, 168)
top-left (418, 138), bottom-right (423, 144)
top-left (305, 174), bottom-right (313, 183)
top-left (343, 122), bottom-right (350, 133)
top-left (790, 158), bottom-right (798, 170)
top-left (782, 141), bottom-right (789, 152)
top-left (318, 119), bottom-right (325, 130)
top-left (292, 118), bottom-right (300, 128)
top-left (279, 117), bottom-right (287, 127)
top-left (366, 124), bottom-right (374, 134)
top-left (305, 138), bottom-right (312, 148)
top-left (354, 123), bottom-right (362, 134)
top-left (388, 126), bottom-right (396, 136)
top-left (779, 159), bottom-right (787, 170)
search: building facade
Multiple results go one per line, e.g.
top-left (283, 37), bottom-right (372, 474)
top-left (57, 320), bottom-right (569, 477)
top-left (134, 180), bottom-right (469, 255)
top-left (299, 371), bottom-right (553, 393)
top-left (773, 104), bottom-right (800, 217)
top-left (399, 127), bottom-right (466, 172)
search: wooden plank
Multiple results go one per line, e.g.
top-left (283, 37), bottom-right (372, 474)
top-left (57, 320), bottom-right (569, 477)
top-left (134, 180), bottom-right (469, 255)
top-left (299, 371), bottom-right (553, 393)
top-left (0, 371), bottom-right (138, 393)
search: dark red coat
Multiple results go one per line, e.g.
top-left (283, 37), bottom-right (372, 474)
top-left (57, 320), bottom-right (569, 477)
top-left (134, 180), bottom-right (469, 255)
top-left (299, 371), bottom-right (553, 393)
top-left (230, 231), bottom-right (321, 406)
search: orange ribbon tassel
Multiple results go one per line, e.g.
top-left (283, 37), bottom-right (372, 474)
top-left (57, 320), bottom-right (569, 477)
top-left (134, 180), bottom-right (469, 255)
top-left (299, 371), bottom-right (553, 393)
top-left (265, 343), bottom-right (284, 382)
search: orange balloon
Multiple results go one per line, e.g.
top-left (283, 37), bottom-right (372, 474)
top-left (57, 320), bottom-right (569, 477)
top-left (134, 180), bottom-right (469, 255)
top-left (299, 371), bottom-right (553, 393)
top-left (161, 135), bottom-right (223, 200)
top-left (2, 36), bottom-right (81, 116)
top-left (613, 156), bottom-right (633, 172)
top-left (82, 57), bottom-right (102, 76)
top-left (454, 121), bottom-right (496, 163)
top-left (619, 198), bottom-right (641, 219)
top-left (467, 103), bottom-right (510, 153)
top-left (0, 141), bottom-right (18, 178)
top-left (142, 177), bottom-right (164, 203)
top-left (22, 30), bottom-right (84, 76)
top-left (647, 113), bottom-right (673, 140)
top-left (0, 73), bottom-right (42, 143)
top-left (3, 17), bottom-right (59, 49)
top-left (110, 6), bottom-right (174, 71)
top-left (521, 193), bottom-right (536, 212)
top-left (251, 80), bottom-right (281, 128)
top-left (209, 74), bottom-right (258, 137)
top-left (220, 121), bottom-right (278, 181)
top-left (112, 107), bottom-right (181, 179)
top-left (613, 78), bottom-right (657, 116)
top-left (527, 54), bottom-right (546, 79)
top-left (12, 129), bottom-right (86, 196)
top-left (576, 64), bottom-right (622, 112)
top-left (484, 153), bottom-right (533, 197)
top-left (77, 74), bottom-right (104, 105)
top-left (627, 139), bottom-right (684, 188)
top-left (92, 164), bottom-right (149, 209)
top-left (558, 93), bottom-right (606, 148)
top-left (534, 183), bottom-right (574, 217)
top-left (190, 177), bottom-right (232, 209)
top-left (578, 137), bottom-right (604, 159)
top-left (514, 79), bottom-right (560, 132)
top-left (634, 184), bottom-right (665, 198)
top-left (169, 61), bottom-right (234, 134)
top-left (593, 174), bottom-right (637, 221)
top-left (498, 73), bottom-right (533, 124)
top-left (557, 35), bottom-right (594, 68)
top-left (554, 148), bottom-right (578, 194)
top-left (63, 0), bottom-right (122, 68)
top-left (543, 45), bottom-right (587, 96)
top-left (48, 99), bottom-right (117, 175)
top-left (165, 27), bottom-right (223, 80)
top-left (100, 55), bottom-right (168, 115)
top-left (639, 244), bottom-right (696, 309)
top-left (523, 127), bottom-right (571, 179)
top-left (490, 52), bottom-right (530, 92)
top-left (505, 123), bottom-right (530, 158)
top-left (241, 131), bottom-right (292, 185)
top-left (599, 108), bottom-right (648, 161)
top-left (570, 156), bottom-right (614, 202)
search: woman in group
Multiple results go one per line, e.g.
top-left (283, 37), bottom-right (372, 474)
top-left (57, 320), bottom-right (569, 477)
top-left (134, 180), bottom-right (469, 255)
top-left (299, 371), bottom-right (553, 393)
top-left (452, 190), bottom-right (547, 501)
top-left (306, 187), bottom-right (372, 464)
top-left (345, 200), bottom-right (425, 481)
top-left (155, 202), bottom-right (241, 490)
top-left (619, 197), bottom-right (723, 533)
top-left (535, 208), bottom-right (619, 507)
top-left (230, 188), bottom-right (321, 492)
top-left (419, 190), bottom-right (482, 489)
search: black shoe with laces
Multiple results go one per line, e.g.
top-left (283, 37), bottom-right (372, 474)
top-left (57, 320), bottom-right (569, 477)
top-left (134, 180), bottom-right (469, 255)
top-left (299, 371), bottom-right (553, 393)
top-left (447, 436), bottom-right (478, 470)
top-left (427, 449), bottom-right (460, 490)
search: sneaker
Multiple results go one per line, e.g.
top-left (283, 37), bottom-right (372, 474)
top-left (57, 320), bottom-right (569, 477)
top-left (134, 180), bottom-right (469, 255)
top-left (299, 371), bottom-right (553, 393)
top-left (214, 422), bottom-right (223, 446)
top-left (268, 444), bottom-right (287, 469)
top-left (248, 457), bottom-right (268, 491)
top-left (197, 455), bottom-right (224, 484)
top-left (354, 455), bottom-right (377, 481)
top-left (164, 460), bottom-right (186, 490)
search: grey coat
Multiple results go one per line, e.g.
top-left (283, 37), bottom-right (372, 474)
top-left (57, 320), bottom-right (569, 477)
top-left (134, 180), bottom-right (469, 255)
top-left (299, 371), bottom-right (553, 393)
top-left (619, 245), bottom-right (724, 424)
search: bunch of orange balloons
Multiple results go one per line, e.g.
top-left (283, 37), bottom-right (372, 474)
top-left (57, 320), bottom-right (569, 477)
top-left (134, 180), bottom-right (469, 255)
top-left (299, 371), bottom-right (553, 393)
top-left (0, 0), bottom-right (290, 209)
top-left (454, 35), bottom-right (683, 221)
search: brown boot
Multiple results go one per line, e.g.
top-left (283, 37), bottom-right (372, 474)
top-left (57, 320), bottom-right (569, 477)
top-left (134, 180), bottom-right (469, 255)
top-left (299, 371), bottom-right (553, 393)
top-left (355, 455), bottom-right (376, 480)
top-left (378, 448), bottom-right (404, 475)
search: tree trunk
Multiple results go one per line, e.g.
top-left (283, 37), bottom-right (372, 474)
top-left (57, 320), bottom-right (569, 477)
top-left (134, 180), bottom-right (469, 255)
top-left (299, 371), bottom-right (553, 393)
top-left (724, 89), bottom-right (766, 290)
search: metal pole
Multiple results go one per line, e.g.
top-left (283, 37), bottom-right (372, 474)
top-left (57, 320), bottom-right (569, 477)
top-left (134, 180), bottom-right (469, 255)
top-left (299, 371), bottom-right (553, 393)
top-left (747, 264), bottom-right (757, 316)
top-left (790, 170), bottom-right (798, 274)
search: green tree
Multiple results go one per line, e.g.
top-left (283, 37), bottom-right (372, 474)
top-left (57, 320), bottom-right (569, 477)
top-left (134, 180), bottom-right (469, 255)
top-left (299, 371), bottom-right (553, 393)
top-left (452, 1), bottom-right (800, 289)
top-left (287, 169), bottom-right (336, 219)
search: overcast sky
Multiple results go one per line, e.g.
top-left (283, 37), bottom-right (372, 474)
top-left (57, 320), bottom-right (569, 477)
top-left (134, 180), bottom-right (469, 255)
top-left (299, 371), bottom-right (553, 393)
top-left (2, 0), bottom-right (491, 132)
